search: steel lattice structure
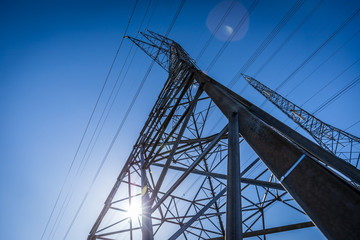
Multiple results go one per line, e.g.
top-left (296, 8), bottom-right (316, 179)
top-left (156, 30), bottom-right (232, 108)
top-left (88, 31), bottom-right (360, 240)
top-left (243, 74), bottom-right (360, 169)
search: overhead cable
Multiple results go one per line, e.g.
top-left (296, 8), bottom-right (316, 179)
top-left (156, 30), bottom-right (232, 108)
top-left (39, 1), bottom-right (139, 239)
top-left (230, 0), bottom-right (306, 88)
top-left (274, 8), bottom-right (360, 91)
top-left (61, 1), bottom-right (186, 238)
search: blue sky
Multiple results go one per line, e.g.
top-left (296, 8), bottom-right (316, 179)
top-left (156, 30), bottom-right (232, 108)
top-left (1, 0), bottom-right (359, 239)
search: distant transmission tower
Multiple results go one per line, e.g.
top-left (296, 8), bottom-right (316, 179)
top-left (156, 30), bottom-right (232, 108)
top-left (243, 74), bottom-right (360, 169)
top-left (88, 30), bottom-right (360, 240)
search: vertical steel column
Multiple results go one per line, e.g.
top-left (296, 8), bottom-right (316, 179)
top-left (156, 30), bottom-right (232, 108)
top-left (226, 112), bottom-right (243, 240)
top-left (140, 145), bottom-right (154, 240)
top-left (128, 171), bottom-right (133, 240)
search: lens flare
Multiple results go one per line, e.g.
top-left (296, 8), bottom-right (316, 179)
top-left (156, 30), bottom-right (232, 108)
top-left (224, 25), bottom-right (234, 35)
top-left (206, 0), bottom-right (249, 42)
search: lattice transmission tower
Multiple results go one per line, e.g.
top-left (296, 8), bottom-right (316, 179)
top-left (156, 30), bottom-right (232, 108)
top-left (243, 74), bottom-right (360, 170)
top-left (88, 30), bottom-right (360, 240)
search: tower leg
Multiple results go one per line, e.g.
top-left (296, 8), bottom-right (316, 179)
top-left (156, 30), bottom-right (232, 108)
top-left (141, 146), bottom-right (154, 240)
top-left (226, 112), bottom-right (243, 239)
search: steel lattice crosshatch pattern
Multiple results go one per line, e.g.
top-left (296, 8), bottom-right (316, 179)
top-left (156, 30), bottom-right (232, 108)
top-left (88, 31), bottom-right (360, 240)
top-left (243, 74), bottom-right (360, 169)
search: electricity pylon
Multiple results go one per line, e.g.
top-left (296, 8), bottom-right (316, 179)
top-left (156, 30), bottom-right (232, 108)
top-left (243, 74), bottom-right (360, 170)
top-left (88, 30), bottom-right (360, 240)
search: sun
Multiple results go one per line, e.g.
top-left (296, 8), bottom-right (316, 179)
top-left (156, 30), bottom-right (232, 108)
top-left (127, 201), bottom-right (142, 221)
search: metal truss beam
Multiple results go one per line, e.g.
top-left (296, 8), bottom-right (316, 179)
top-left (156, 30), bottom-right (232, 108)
top-left (149, 81), bottom-right (203, 205)
top-left (243, 221), bottom-right (315, 238)
top-left (150, 125), bottom-right (228, 213)
top-left (140, 146), bottom-right (153, 240)
top-left (208, 221), bottom-right (315, 239)
top-left (151, 163), bottom-right (284, 190)
top-left (169, 188), bottom-right (227, 240)
top-left (195, 71), bottom-right (360, 240)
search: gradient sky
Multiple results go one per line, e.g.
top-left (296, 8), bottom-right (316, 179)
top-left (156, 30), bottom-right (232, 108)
top-left (1, 0), bottom-right (359, 239)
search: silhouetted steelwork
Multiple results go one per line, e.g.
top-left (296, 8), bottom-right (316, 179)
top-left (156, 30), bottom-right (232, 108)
top-left (243, 74), bottom-right (360, 168)
top-left (88, 31), bottom-right (360, 240)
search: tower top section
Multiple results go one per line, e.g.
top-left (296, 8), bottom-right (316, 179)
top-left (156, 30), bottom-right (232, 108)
top-left (126, 30), bottom-right (197, 72)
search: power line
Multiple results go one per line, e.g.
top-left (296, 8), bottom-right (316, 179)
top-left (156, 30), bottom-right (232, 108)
top-left (64, 48), bottom-right (152, 240)
top-left (192, 0), bottom-right (241, 134)
top-left (47, 192), bottom-right (70, 240)
top-left (76, 0), bottom-right (158, 187)
top-left (77, 46), bottom-right (143, 177)
top-left (76, 0), bottom-right (153, 175)
top-left (39, 1), bottom-right (139, 239)
top-left (257, 7), bottom-right (360, 110)
top-left (148, 0), bottom-right (160, 27)
top-left (313, 75), bottom-right (360, 114)
top-left (48, 2), bottom-right (154, 239)
top-left (290, 75), bottom-right (360, 133)
top-left (253, 0), bottom-right (323, 77)
top-left (78, 0), bottom-right (160, 174)
top-left (165, 0), bottom-right (186, 37)
top-left (286, 29), bottom-right (360, 98)
top-left (288, 74), bottom-right (360, 133)
top-left (196, 0), bottom-right (237, 62)
top-left (46, 1), bottom-right (159, 237)
top-left (300, 57), bottom-right (360, 108)
top-left (230, 0), bottom-right (306, 88)
top-left (205, 0), bottom-right (260, 73)
top-left (206, 0), bottom-right (305, 132)
top-left (274, 8), bottom-right (360, 91)
top-left (61, 1), bottom-right (186, 238)
top-left (49, 193), bottom-right (73, 240)
top-left (346, 120), bottom-right (360, 131)
top-left (198, 0), bottom-right (260, 133)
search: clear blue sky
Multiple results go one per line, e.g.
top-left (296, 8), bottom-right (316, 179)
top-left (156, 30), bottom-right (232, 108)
top-left (1, 0), bottom-right (359, 239)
